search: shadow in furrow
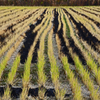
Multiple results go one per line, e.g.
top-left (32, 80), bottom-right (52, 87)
top-left (63, 8), bottom-right (100, 53)
top-left (31, 40), bottom-right (40, 63)
top-left (53, 9), bottom-right (59, 33)
top-left (80, 8), bottom-right (99, 16)
top-left (0, 9), bottom-right (40, 44)
top-left (19, 26), bottom-right (37, 64)
top-left (84, 7), bottom-right (100, 13)
top-left (69, 38), bottom-right (86, 65)
top-left (70, 8), bottom-right (100, 27)
top-left (53, 9), bottom-right (74, 65)
top-left (0, 86), bottom-right (71, 99)
top-left (55, 9), bottom-right (86, 65)
top-left (19, 9), bottom-right (47, 64)
top-left (58, 28), bottom-right (75, 65)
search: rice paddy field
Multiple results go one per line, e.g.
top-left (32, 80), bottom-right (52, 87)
top-left (0, 6), bottom-right (100, 100)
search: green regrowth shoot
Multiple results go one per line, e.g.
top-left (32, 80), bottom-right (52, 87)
top-left (0, 57), bottom-right (8, 80)
top-left (86, 54), bottom-right (100, 86)
top-left (37, 51), bottom-right (46, 86)
top-left (61, 55), bottom-right (83, 100)
top-left (20, 56), bottom-right (32, 100)
top-left (3, 54), bottom-right (20, 100)
top-left (37, 10), bottom-right (52, 99)
top-left (74, 55), bottom-right (99, 100)
top-left (48, 30), bottom-right (65, 100)
top-left (2, 86), bottom-right (11, 100)
top-left (63, 8), bottom-right (100, 87)
top-left (7, 55), bottom-right (20, 84)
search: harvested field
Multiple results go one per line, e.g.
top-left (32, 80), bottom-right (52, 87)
top-left (0, 6), bottom-right (100, 100)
